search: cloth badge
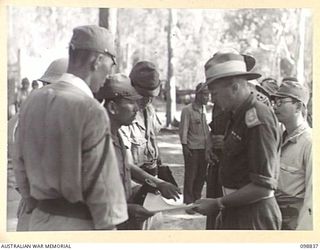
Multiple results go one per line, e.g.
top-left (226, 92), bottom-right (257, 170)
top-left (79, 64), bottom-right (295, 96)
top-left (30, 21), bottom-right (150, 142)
top-left (245, 107), bottom-right (261, 128)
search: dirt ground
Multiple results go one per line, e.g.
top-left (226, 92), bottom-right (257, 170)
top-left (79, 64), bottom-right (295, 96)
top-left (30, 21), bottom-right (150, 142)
top-left (6, 128), bottom-right (207, 231)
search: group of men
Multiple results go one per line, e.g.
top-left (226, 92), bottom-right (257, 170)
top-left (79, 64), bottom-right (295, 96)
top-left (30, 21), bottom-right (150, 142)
top-left (11, 25), bottom-right (180, 231)
top-left (10, 24), bottom-right (312, 231)
top-left (179, 49), bottom-right (312, 230)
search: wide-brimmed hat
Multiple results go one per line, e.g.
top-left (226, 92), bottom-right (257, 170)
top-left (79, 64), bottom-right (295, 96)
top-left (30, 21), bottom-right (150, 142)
top-left (95, 73), bottom-right (142, 101)
top-left (204, 49), bottom-right (261, 86)
top-left (129, 61), bottom-right (161, 97)
top-left (272, 78), bottom-right (309, 106)
top-left (38, 58), bottom-right (68, 84)
top-left (70, 25), bottom-right (116, 57)
top-left (256, 77), bottom-right (279, 96)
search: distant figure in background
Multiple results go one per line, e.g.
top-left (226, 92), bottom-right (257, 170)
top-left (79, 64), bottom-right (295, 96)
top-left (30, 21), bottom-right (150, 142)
top-left (273, 79), bottom-right (312, 230)
top-left (31, 80), bottom-right (39, 91)
top-left (15, 77), bottom-right (30, 111)
top-left (13, 25), bottom-right (128, 231)
top-left (12, 57), bottom-right (68, 231)
top-left (179, 82), bottom-right (210, 211)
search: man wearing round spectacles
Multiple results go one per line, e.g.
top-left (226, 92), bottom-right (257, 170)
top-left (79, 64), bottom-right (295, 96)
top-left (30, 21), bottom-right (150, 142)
top-left (272, 78), bottom-right (312, 230)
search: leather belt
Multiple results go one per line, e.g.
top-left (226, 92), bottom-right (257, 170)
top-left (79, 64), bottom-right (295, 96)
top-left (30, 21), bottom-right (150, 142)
top-left (37, 198), bottom-right (92, 220)
top-left (222, 186), bottom-right (275, 203)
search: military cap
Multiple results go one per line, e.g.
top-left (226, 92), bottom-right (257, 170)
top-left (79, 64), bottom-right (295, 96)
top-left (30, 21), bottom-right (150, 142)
top-left (272, 78), bottom-right (309, 106)
top-left (256, 77), bottom-right (279, 96)
top-left (70, 25), bottom-right (116, 57)
top-left (129, 61), bottom-right (161, 97)
top-left (95, 73), bottom-right (142, 101)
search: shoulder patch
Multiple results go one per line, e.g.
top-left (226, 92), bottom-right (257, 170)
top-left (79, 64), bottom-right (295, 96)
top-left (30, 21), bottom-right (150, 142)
top-left (245, 107), bottom-right (261, 128)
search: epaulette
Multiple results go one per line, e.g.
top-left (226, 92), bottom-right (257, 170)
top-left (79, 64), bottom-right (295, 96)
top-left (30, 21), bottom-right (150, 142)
top-left (257, 92), bottom-right (271, 106)
top-left (245, 107), bottom-right (261, 128)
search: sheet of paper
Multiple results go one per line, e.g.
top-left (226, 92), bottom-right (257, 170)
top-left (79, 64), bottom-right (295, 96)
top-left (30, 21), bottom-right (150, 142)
top-left (143, 193), bottom-right (197, 213)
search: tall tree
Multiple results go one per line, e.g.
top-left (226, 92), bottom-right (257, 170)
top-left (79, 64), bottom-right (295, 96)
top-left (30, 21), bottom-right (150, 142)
top-left (296, 9), bottom-right (307, 83)
top-left (166, 9), bottom-right (177, 126)
top-left (99, 8), bottom-right (119, 72)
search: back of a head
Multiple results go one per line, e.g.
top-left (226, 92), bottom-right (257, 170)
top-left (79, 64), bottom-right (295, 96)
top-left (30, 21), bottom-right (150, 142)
top-left (38, 58), bottom-right (68, 84)
top-left (195, 82), bottom-right (209, 94)
top-left (21, 77), bottom-right (30, 88)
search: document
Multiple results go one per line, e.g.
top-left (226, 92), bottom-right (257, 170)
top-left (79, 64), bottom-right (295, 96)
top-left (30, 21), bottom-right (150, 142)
top-left (143, 193), bottom-right (197, 213)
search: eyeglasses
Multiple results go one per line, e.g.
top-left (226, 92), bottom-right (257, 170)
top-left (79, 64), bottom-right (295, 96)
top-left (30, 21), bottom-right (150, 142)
top-left (105, 51), bottom-right (117, 66)
top-left (273, 99), bottom-right (295, 107)
top-left (93, 49), bottom-right (117, 66)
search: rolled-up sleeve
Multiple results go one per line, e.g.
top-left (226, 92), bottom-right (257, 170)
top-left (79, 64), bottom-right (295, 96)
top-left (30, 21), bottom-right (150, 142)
top-left (247, 122), bottom-right (280, 190)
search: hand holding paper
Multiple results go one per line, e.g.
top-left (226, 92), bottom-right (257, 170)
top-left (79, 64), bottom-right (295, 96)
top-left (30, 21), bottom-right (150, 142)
top-left (157, 182), bottom-right (181, 201)
top-left (143, 193), bottom-right (197, 213)
top-left (193, 198), bottom-right (219, 215)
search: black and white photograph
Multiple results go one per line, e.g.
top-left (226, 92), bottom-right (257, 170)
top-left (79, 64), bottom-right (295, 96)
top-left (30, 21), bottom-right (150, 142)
top-left (4, 2), bottom-right (316, 240)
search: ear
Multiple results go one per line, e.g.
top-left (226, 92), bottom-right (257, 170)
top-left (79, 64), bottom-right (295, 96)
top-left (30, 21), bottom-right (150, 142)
top-left (91, 54), bottom-right (104, 71)
top-left (106, 100), bottom-right (118, 115)
top-left (295, 102), bottom-right (303, 113)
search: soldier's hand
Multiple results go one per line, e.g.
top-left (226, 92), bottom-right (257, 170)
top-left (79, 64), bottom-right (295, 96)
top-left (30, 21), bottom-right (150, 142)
top-left (127, 204), bottom-right (155, 222)
top-left (182, 144), bottom-right (192, 157)
top-left (211, 135), bottom-right (224, 149)
top-left (193, 198), bottom-right (220, 215)
top-left (157, 182), bottom-right (181, 201)
top-left (205, 148), bottom-right (219, 165)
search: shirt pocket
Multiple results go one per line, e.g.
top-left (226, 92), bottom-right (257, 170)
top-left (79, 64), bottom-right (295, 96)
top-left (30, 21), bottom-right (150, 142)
top-left (280, 163), bottom-right (304, 176)
top-left (278, 162), bottom-right (304, 195)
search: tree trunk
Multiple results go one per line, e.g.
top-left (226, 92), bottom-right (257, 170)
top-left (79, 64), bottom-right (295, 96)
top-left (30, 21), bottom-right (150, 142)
top-left (99, 8), bottom-right (119, 72)
top-left (166, 9), bottom-right (177, 127)
top-left (297, 9), bottom-right (306, 83)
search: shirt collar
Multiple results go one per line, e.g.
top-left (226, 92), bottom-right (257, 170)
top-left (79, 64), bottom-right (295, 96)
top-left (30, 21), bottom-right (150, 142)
top-left (192, 102), bottom-right (204, 112)
top-left (59, 73), bottom-right (93, 98)
top-left (283, 122), bottom-right (310, 144)
top-left (131, 110), bottom-right (146, 129)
